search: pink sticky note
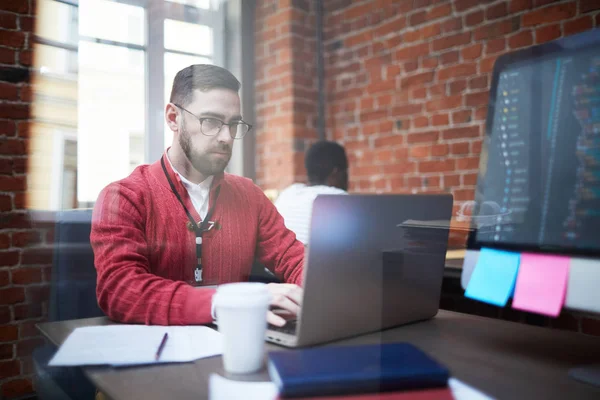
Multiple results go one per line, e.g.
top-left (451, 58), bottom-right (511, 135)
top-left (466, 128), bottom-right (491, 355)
top-left (512, 253), bottom-right (570, 317)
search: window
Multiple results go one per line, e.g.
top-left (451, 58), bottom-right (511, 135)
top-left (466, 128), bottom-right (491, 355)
top-left (31, 0), bottom-right (225, 210)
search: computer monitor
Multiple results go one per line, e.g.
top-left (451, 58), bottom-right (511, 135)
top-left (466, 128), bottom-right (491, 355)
top-left (462, 28), bottom-right (600, 385)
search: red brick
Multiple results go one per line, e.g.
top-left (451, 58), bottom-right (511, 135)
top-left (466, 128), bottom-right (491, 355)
top-left (454, 188), bottom-right (475, 201)
top-left (0, 195), bottom-right (11, 212)
top-left (536, 24), bottom-right (562, 44)
top-left (463, 172), bottom-right (479, 185)
top-left (0, 307), bottom-right (10, 324)
top-left (474, 106), bottom-right (488, 121)
top-left (410, 145), bottom-right (431, 158)
top-left (421, 22), bottom-right (442, 39)
top-left (394, 43), bottom-right (430, 60)
top-left (523, 2), bottom-right (576, 27)
top-left (474, 18), bottom-right (520, 41)
top-left (0, 0), bottom-right (29, 13)
top-left (0, 343), bottom-right (12, 359)
top-left (429, 83), bottom-right (446, 97)
top-left (0, 325), bottom-right (17, 341)
top-left (392, 104), bottom-right (423, 117)
top-left (596, 13), bottom-right (600, 27)
top-left (444, 174), bottom-right (461, 187)
top-left (1, 378), bottom-right (34, 399)
top-left (457, 156), bottom-right (481, 170)
top-left (383, 162), bottom-right (416, 175)
top-left (487, 2), bottom-right (508, 20)
top-left (440, 51), bottom-right (459, 65)
top-left (409, 10), bottom-right (427, 27)
top-left (0, 138), bottom-right (25, 155)
top-left (448, 79), bottom-right (467, 95)
top-left (432, 32), bottom-right (471, 52)
top-left (402, 29), bottom-right (421, 43)
top-left (400, 71), bottom-right (435, 89)
top-left (469, 76), bottom-right (488, 90)
top-left (480, 55), bottom-right (499, 73)
top-left (407, 131), bottom-right (439, 144)
top-left (413, 116), bottom-right (429, 128)
top-left (455, 0), bottom-right (479, 12)
top-left (0, 269), bottom-right (8, 286)
top-left (25, 285), bottom-right (50, 305)
top-left (442, 17), bottom-right (462, 33)
top-left (360, 109), bottom-right (388, 123)
top-left (509, 0), bottom-right (532, 13)
top-left (17, 121), bottom-right (30, 138)
top-left (352, 165), bottom-right (382, 177)
top-left (20, 247), bottom-right (53, 266)
top-left (12, 158), bottom-right (25, 174)
top-left (19, 84), bottom-right (32, 102)
top-left (19, 15), bottom-right (34, 32)
top-left (451, 142), bottom-right (471, 154)
top-left (0, 250), bottom-right (19, 267)
top-left (438, 63), bottom-right (477, 80)
top-left (411, 87), bottom-right (427, 100)
top-left (422, 56), bottom-right (439, 69)
top-left (443, 126), bottom-right (480, 140)
top-left (13, 303), bottom-right (43, 321)
top-left (0, 30), bottom-right (24, 48)
top-left (509, 30), bottom-right (533, 49)
top-left (11, 267), bottom-right (43, 285)
top-left (0, 12), bottom-right (17, 29)
top-left (0, 360), bottom-right (20, 380)
top-left (426, 95), bottom-right (463, 112)
top-left (343, 2), bottom-right (373, 20)
top-left (0, 159), bottom-right (11, 174)
top-left (427, 4), bottom-right (452, 21)
top-left (432, 144), bottom-right (449, 156)
top-left (373, 135), bottom-right (404, 148)
top-left (13, 193), bottom-right (26, 210)
top-left (563, 17), bottom-right (593, 36)
top-left (419, 159), bottom-right (455, 173)
top-left (0, 119), bottom-right (15, 136)
top-left (18, 321), bottom-right (39, 339)
top-left (486, 38), bottom-right (506, 54)
top-left (403, 60), bottom-right (419, 73)
top-left (0, 48), bottom-right (15, 64)
top-left (462, 43), bottom-right (483, 60)
top-left (18, 49), bottom-right (32, 66)
top-left (0, 104), bottom-right (28, 119)
top-left (432, 113), bottom-right (450, 126)
top-left (452, 110), bottom-right (472, 124)
top-left (581, 2), bottom-right (600, 13)
top-left (0, 288), bottom-right (24, 305)
top-left (466, 91), bottom-right (490, 107)
top-left (0, 175), bottom-right (25, 191)
top-left (465, 10), bottom-right (484, 27)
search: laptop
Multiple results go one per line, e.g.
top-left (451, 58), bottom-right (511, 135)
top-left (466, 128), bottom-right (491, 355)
top-left (266, 193), bottom-right (453, 347)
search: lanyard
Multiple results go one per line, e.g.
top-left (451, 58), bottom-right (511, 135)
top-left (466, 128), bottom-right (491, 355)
top-left (161, 156), bottom-right (221, 283)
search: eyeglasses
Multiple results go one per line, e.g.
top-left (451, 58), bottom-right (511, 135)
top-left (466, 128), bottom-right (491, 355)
top-left (173, 103), bottom-right (252, 139)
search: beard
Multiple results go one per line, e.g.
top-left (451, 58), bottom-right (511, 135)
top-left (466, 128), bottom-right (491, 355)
top-left (179, 119), bottom-right (232, 177)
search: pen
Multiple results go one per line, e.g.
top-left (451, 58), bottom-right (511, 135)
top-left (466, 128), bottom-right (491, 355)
top-left (155, 333), bottom-right (168, 361)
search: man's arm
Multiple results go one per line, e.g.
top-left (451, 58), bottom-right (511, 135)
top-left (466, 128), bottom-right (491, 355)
top-left (91, 183), bottom-right (215, 325)
top-left (254, 185), bottom-right (304, 286)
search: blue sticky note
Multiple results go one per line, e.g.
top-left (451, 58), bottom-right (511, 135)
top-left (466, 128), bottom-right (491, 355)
top-left (465, 248), bottom-right (520, 307)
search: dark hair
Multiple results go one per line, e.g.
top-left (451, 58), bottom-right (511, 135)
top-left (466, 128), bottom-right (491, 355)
top-left (169, 64), bottom-right (241, 106)
top-left (305, 141), bottom-right (348, 184)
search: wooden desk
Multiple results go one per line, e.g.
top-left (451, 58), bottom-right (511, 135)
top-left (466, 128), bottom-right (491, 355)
top-left (38, 311), bottom-right (600, 400)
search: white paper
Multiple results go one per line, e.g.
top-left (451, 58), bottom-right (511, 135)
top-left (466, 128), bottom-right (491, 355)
top-left (49, 325), bottom-right (223, 367)
top-left (450, 378), bottom-right (495, 400)
top-left (209, 374), bottom-right (277, 400)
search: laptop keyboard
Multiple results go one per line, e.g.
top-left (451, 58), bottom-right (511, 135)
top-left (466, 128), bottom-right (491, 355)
top-left (268, 319), bottom-right (298, 335)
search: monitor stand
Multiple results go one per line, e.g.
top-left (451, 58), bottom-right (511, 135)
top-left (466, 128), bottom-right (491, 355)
top-left (569, 365), bottom-right (600, 387)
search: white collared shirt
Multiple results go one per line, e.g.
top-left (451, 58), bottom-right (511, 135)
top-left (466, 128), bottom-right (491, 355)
top-left (275, 183), bottom-right (347, 245)
top-left (166, 155), bottom-right (213, 220)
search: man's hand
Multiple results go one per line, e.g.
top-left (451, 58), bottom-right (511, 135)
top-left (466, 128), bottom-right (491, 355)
top-left (266, 283), bottom-right (303, 327)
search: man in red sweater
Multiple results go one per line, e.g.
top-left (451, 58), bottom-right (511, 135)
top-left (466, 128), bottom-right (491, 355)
top-left (91, 65), bottom-right (303, 327)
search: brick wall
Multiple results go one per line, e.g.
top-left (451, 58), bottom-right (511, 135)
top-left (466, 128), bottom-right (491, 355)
top-left (0, 1), bottom-right (53, 399)
top-left (254, 0), bottom-right (320, 188)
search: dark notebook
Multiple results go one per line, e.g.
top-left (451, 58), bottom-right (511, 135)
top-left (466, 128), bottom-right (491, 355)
top-left (268, 342), bottom-right (450, 398)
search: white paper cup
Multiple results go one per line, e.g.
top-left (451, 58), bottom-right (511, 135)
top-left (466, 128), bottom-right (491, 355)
top-left (213, 283), bottom-right (271, 374)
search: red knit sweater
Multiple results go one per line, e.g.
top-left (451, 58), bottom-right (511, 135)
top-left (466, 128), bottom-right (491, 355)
top-left (90, 153), bottom-right (304, 325)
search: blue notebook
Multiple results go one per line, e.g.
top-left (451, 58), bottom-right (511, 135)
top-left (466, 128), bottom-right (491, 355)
top-left (268, 343), bottom-right (449, 398)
